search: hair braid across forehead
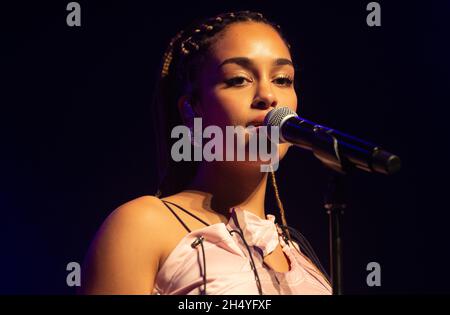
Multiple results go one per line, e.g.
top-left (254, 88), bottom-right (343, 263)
top-left (159, 11), bottom-right (289, 80)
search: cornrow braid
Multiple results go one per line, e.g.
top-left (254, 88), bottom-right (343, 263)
top-left (159, 11), bottom-right (291, 80)
top-left (161, 30), bottom-right (184, 78)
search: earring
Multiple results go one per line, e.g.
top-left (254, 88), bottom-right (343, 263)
top-left (183, 100), bottom-right (195, 119)
top-left (182, 100), bottom-right (201, 147)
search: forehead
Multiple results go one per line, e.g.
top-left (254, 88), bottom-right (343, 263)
top-left (208, 22), bottom-right (291, 63)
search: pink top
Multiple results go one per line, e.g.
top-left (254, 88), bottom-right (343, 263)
top-left (152, 206), bottom-right (332, 295)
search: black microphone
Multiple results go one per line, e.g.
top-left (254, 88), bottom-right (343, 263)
top-left (263, 107), bottom-right (401, 175)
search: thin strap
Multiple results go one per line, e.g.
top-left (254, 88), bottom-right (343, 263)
top-left (160, 201), bottom-right (192, 233)
top-left (161, 200), bottom-right (211, 229)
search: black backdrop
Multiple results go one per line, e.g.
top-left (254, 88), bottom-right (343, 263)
top-left (1, 0), bottom-right (449, 294)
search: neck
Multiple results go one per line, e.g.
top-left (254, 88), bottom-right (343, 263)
top-left (184, 162), bottom-right (268, 219)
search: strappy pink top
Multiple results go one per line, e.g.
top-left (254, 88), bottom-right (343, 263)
top-left (152, 205), bottom-right (332, 295)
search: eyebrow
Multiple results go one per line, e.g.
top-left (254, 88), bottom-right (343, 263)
top-left (218, 57), bottom-right (295, 69)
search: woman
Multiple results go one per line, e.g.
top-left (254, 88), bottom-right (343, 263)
top-left (80, 10), bottom-right (332, 295)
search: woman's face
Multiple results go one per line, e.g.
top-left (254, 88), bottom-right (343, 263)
top-left (191, 21), bottom-right (298, 167)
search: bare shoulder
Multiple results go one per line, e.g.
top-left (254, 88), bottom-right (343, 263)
top-left (107, 195), bottom-right (170, 227)
top-left (79, 195), bottom-right (171, 294)
top-left (95, 196), bottom-right (172, 244)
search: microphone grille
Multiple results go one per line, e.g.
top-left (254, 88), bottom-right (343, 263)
top-left (264, 106), bottom-right (297, 128)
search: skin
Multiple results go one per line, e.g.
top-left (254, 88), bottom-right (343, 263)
top-left (80, 21), bottom-right (298, 294)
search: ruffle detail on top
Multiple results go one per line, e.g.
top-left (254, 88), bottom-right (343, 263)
top-left (229, 207), bottom-right (280, 257)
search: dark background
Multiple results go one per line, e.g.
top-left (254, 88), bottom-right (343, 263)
top-left (1, 0), bottom-right (449, 294)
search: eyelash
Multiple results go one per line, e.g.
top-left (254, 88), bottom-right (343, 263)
top-left (224, 75), bottom-right (294, 87)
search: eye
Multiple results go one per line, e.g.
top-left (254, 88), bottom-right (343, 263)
top-left (224, 76), bottom-right (250, 87)
top-left (273, 75), bottom-right (294, 87)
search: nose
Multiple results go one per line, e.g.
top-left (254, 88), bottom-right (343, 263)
top-left (251, 80), bottom-right (278, 110)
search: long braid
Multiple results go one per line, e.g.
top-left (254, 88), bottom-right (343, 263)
top-left (269, 165), bottom-right (332, 286)
top-left (269, 165), bottom-right (292, 240)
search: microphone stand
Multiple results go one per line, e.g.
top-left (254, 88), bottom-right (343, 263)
top-left (324, 172), bottom-right (346, 295)
top-left (310, 127), bottom-right (399, 295)
top-left (309, 128), bottom-right (350, 295)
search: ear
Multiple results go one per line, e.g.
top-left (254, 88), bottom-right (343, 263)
top-left (177, 95), bottom-right (201, 125)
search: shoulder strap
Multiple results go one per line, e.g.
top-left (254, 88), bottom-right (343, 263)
top-left (160, 200), bottom-right (210, 233)
top-left (160, 201), bottom-right (192, 233)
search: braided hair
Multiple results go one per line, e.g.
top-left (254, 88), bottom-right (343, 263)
top-left (152, 10), bottom-right (292, 197)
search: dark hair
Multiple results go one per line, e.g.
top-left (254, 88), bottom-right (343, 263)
top-left (152, 10), bottom-right (293, 197)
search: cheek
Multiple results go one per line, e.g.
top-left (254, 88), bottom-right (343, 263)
top-left (286, 90), bottom-right (298, 112)
top-left (200, 87), bottom-right (249, 128)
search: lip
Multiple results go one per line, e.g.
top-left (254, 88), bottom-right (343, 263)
top-left (246, 122), bottom-right (264, 127)
top-left (246, 112), bottom-right (270, 127)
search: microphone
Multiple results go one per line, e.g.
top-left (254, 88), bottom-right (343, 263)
top-left (263, 107), bottom-right (401, 175)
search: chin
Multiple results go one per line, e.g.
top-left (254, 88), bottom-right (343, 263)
top-left (226, 142), bottom-right (291, 172)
